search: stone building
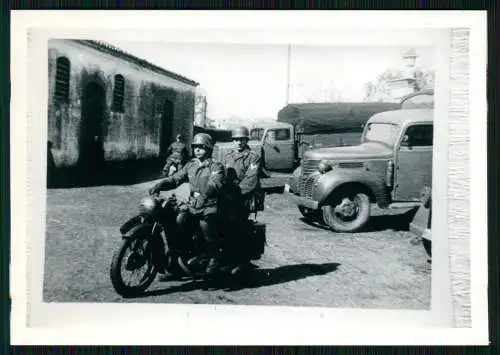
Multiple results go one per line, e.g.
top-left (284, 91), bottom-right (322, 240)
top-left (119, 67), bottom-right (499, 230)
top-left (47, 39), bottom-right (198, 171)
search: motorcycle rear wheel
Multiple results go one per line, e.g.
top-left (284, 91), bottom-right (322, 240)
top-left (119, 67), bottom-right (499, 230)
top-left (110, 237), bottom-right (157, 297)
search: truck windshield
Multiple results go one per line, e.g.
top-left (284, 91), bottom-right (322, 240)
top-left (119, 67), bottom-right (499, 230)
top-left (250, 128), bottom-right (265, 141)
top-left (364, 123), bottom-right (399, 146)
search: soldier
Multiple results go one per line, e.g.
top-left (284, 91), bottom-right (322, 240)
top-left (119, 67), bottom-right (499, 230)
top-left (162, 134), bottom-right (190, 177)
top-left (221, 126), bottom-right (265, 275)
top-left (149, 133), bottom-right (225, 279)
top-left (222, 126), bottom-right (264, 218)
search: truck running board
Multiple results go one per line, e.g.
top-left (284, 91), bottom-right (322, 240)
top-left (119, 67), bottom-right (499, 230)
top-left (387, 202), bottom-right (422, 209)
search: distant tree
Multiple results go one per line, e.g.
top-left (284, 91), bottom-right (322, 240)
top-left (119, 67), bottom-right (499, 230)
top-left (206, 118), bottom-right (216, 129)
top-left (364, 66), bottom-right (435, 102)
top-left (414, 67), bottom-right (435, 91)
top-left (364, 68), bottom-right (405, 102)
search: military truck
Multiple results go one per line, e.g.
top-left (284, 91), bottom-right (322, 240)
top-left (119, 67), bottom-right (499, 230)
top-left (212, 102), bottom-right (401, 172)
top-left (212, 121), bottom-right (296, 171)
top-left (193, 125), bottom-right (233, 145)
top-left (284, 90), bottom-right (434, 232)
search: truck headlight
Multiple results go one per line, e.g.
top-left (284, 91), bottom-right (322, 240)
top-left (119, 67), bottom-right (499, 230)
top-left (318, 160), bottom-right (333, 174)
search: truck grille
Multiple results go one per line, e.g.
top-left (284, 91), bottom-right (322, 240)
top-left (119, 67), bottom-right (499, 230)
top-left (302, 159), bottom-right (321, 175)
top-left (299, 176), bottom-right (318, 199)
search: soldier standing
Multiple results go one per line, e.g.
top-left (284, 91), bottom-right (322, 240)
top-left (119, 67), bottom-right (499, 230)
top-left (221, 126), bottom-right (265, 275)
top-left (222, 126), bottom-right (264, 218)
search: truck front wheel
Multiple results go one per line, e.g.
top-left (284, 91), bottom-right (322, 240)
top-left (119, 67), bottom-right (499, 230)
top-left (322, 190), bottom-right (371, 233)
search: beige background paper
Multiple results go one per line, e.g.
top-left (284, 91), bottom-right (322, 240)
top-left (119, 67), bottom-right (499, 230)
top-left (10, 10), bottom-right (488, 345)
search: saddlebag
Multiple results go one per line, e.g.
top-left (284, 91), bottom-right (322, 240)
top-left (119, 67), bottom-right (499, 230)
top-left (248, 221), bottom-right (266, 260)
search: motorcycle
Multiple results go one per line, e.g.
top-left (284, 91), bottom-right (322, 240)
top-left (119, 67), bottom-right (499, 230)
top-left (109, 193), bottom-right (267, 297)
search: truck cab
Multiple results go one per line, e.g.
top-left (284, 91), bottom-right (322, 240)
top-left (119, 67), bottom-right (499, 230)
top-left (284, 91), bottom-right (434, 233)
top-left (212, 121), bottom-right (296, 171)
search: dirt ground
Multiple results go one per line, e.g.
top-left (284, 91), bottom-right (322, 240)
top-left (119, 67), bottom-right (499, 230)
top-left (43, 178), bottom-right (431, 309)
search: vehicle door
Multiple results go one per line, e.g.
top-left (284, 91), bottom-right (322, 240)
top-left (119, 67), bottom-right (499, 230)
top-left (262, 127), bottom-right (295, 170)
top-left (392, 123), bottom-right (433, 202)
top-left (248, 127), bottom-right (265, 156)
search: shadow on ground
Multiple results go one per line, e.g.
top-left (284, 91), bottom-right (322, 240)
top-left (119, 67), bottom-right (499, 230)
top-left (263, 186), bottom-right (285, 195)
top-left (363, 208), bottom-right (419, 232)
top-left (133, 262), bottom-right (340, 298)
top-left (225, 262), bottom-right (341, 292)
top-left (47, 159), bottom-right (166, 189)
top-left (298, 207), bottom-right (419, 233)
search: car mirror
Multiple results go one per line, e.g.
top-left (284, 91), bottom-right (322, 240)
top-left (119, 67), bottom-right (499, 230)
top-left (401, 135), bottom-right (411, 147)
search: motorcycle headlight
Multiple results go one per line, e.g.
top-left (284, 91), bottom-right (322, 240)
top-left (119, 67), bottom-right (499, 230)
top-left (318, 160), bottom-right (333, 174)
top-left (139, 196), bottom-right (158, 215)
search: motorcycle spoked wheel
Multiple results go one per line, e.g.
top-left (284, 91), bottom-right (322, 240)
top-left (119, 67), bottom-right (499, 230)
top-left (110, 237), bottom-right (157, 297)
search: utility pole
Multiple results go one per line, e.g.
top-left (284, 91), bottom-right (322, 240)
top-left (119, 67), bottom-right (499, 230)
top-left (202, 96), bottom-right (207, 128)
top-left (286, 44), bottom-right (291, 104)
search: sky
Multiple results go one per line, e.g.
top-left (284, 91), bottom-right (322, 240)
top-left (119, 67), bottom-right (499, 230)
top-left (106, 40), bottom-right (435, 122)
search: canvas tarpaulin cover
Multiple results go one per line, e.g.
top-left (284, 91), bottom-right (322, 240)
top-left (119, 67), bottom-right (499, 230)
top-left (194, 125), bottom-right (232, 143)
top-left (277, 102), bottom-right (401, 135)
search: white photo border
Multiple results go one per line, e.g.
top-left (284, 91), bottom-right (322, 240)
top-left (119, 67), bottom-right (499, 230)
top-left (10, 10), bottom-right (488, 345)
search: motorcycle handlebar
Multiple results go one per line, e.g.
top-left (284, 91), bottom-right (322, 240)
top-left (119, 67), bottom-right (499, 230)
top-left (149, 190), bottom-right (176, 202)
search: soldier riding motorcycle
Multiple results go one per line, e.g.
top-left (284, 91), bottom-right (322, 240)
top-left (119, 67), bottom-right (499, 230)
top-left (109, 133), bottom-right (267, 298)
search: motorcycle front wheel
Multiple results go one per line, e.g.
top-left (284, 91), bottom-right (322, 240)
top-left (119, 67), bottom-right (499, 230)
top-left (110, 237), bottom-right (158, 297)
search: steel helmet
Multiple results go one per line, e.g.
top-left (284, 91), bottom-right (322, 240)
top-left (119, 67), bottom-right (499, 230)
top-left (231, 126), bottom-right (250, 139)
top-left (191, 133), bottom-right (213, 150)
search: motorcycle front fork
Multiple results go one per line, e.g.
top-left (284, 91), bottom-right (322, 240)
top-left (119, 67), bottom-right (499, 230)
top-left (148, 222), bottom-right (171, 273)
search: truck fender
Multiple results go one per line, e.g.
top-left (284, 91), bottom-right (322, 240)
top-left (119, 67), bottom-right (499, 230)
top-left (292, 165), bottom-right (302, 177)
top-left (313, 169), bottom-right (388, 207)
top-left (288, 165), bottom-right (302, 193)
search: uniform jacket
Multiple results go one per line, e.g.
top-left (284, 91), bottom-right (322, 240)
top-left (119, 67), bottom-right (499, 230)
top-left (154, 158), bottom-right (225, 215)
top-left (166, 141), bottom-right (189, 164)
top-left (222, 147), bottom-right (264, 214)
top-left (222, 148), bottom-right (262, 196)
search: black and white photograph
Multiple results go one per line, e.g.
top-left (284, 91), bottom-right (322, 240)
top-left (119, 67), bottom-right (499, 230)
top-left (10, 11), bottom-right (488, 345)
top-left (43, 39), bottom-right (436, 308)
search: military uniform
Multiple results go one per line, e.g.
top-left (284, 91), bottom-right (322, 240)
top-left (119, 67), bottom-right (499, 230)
top-left (163, 140), bottom-right (190, 175)
top-left (154, 158), bottom-right (224, 213)
top-left (219, 145), bottom-right (265, 274)
top-left (151, 157), bottom-right (225, 263)
top-left (222, 148), bottom-right (263, 218)
top-left (166, 141), bottom-right (189, 164)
